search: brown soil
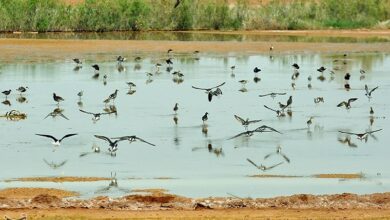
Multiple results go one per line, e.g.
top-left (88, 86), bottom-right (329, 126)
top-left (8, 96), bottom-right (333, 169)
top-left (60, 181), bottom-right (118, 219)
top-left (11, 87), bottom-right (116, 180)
top-left (1, 30), bottom-right (390, 62)
top-left (249, 174), bottom-right (303, 178)
top-left (6, 176), bottom-right (110, 183)
top-left (313, 173), bottom-right (364, 179)
top-left (0, 190), bottom-right (390, 219)
top-left (0, 188), bottom-right (78, 199)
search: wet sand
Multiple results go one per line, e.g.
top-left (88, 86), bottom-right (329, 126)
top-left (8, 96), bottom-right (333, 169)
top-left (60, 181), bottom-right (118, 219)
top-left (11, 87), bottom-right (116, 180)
top-left (1, 30), bottom-right (390, 62)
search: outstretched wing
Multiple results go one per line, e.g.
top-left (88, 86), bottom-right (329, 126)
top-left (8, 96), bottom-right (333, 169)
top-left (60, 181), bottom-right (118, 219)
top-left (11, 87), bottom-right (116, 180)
top-left (247, 119), bottom-right (262, 124)
top-left (366, 129), bottom-right (382, 135)
top-left (279, 153), bottom-right (290, 163)
top-left (264, 152), bottom-right (274, 160)
top-left (347, 98), bottom-right (358, 104)
top-left (338, 131), bottom-right (358, 136)
top-left (365, 84), bottom-right (369, 94)
top-left (134, 136), bottom-right (156, 146)
top-left (79, 109), bottom-right (94, 115)
top-left (337, 101), bottom-right (347, 107)
top-left (36, 134), bottom-right (58, 142)
top-left (59, 113), bottom-right (69, 120)
top-left (259, 93), bottom-right (271, 97)
top-left (369, 86), bottom-right (378, 95)
top-left (192, 82), bottom-right (225, 91)
top-left (255, 125), bottom-right (282, 134)
top-left (234, 115), bottom-right (245, 124)
top-left (208, 92), bottom-right (213, 102)
top-left (227, 131), bottom-right (250, 140)
top-left (60, 133), bottom-right (78, 141)
top-left (246, 158), bottom-right (259, 169)
top-left (266, 162), bottom-right (284, 170)
top-left (94, 135), bottom-right (113, 144)
top-left (264, 105), bottom-right (277, 112)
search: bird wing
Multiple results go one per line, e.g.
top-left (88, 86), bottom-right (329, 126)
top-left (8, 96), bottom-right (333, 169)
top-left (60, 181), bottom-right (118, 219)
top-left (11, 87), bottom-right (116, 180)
top-left (258, 93), bottom-right (271, 97)
top-left (275, 92), bottom-right (287, 95)
top-left (365, 85), bottom-right (369, 94)
top-left (256, 125), bottom-right (282, 134)
top-left (208, 92), bottom-right (213, 102)
top-left (369, 86), bottom-right (379, 95)
top-left (279, 153), bottom-right (290, 163)
top-left (338, 131), bottom-right (358, 136)
top-left (227, 131), bottom-right (250, 140)
top-left (264, 105), bottom-right (277, 112)
top-left (264, 153), bottom-right (274, 160)
top-left (246, 158), bottom-right (259, 169)
top-left (347, 98), bottom-right (358, 104)
top-left (36, 134), bottom-right (58, 142)
top-left (79, 109), bottom-right (94, 115)
top-left (192, 86), bottom-right (210, 91)
top-left (366, 129), bottom-right (382, 135)
top-left (59, 113), bottom-right (69, 120)
top-left (337, 101), bottom-right (347, 107)
top-left (94, 135), bottom-right (113, 144)
top-left (247, 119), bottom-right (262, 124)
top-left (79, 152), bottom-right (93, 157)
top-left (234, 115), bottom-right (245, 124)
top-left (134, 136), bottom-right (156, 146)
top-left (192, 82), bottom-right (225, 91)
top-left (265, 162), bottom-right (284, 170)
top-left (60, 133), bottom-right (78, 142)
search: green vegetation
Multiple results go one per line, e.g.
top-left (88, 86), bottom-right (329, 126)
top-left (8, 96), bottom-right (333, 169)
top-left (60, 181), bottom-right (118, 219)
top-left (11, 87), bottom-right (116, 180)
top-left (0, 0), bottom-right (389, 32)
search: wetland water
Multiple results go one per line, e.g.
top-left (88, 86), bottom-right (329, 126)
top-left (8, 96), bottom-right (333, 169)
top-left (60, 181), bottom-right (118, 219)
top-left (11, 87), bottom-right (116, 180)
top-left (0, 35), bottom-right (389, 198)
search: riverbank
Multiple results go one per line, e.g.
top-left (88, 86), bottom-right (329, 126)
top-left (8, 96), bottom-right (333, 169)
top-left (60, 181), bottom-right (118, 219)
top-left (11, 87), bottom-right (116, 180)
top-left (0, 189), bottom-right (389, 219)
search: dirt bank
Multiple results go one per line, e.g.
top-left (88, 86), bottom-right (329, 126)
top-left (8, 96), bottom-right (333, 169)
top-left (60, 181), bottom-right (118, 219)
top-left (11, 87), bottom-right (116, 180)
top-left (0, 189), bottom-right (390, 219)
top-left (1, 30), bottom-right (390, 62)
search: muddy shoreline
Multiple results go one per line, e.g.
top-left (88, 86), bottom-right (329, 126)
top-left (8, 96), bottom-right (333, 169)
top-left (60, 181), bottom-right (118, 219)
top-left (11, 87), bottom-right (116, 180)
top-left (0, 189), bottom-right (389, 219)
top-left (0, 29), bottom-right (390, 63)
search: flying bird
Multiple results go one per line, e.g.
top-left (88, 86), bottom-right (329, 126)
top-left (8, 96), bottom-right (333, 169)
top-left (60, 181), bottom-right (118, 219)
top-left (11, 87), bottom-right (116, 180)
top-left (337, 98), bottom-right (358, 109)
top-left (79, 109), bottom-right (114, 121)
top-left (111, 135), bottom-right (156, 146)
top-left (35, 133), bottom-right (77, 146)
top-left (246, 158), bottom-right (284, 172)
top-left (234, 115), bottom-right (262, 130)
top-left (338, 129), bottom-right (382, 140)
top-left (264, 145), bottom-right (290, 163)
top-left (365, 85), bottom-right (378, 98)
top-left (258, 92), bottom-right (286, 98)
top-left (94, 135), bottom-right (126, 154)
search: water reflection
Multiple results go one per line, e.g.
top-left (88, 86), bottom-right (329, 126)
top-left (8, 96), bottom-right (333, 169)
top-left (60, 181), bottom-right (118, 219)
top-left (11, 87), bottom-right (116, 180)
top-left (2, 32), bottom-right (390, 43)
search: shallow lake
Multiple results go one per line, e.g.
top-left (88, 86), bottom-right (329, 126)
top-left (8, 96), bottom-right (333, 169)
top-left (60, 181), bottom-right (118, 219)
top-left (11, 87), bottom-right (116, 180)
top-left (0, 40), bottom-right (389, 198)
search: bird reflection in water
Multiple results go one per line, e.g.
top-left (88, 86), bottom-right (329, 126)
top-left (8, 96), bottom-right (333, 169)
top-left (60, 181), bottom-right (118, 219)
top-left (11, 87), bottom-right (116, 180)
top-left (16, 96), bottom-right (27, 103)
top-left (43, 159), bottom-right (67, 169)
top-left (44, 108), bottom-right (69, 120)
top-left (95, 172), bottom-right (129, 194)
top-left (192, 141), bottom-right (224, 157)
top-left (79, 144), bottom-right (101, 157)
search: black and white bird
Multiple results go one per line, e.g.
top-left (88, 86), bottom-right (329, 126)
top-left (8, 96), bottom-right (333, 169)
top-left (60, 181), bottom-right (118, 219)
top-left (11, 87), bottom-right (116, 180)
top-left (111, 135), bottom-right (156, 146)
top-left (126, 82), bottom-right (136, 89)
top-left (337, 98), bottom-right (358, 109)
top-left (264, 105), bottom-right (285, 117)
top-left (166, 58), bottom-right (173, 67)
top-left (246, 158), bottom-right (283, 172)
top-left (2, 90), bottom-right (11, 98)
top-left (338, 129), bottom-right (382, 141)
top-left (116, 55), bottom-right (126, 64)
top-left (253, 67), bottom-right (261, 74)
top-left (192, 82), bottom-right (225, 102)
top-left (73, 58), bottom-right (82, 66)
top-left (92, 64), bottom-right (100, 78)
top-left (202, 112), bottom-right (209, 124)
top-left (292, 63), bottom-right (300, 69)
top-left (53, 93), bottom-right (64, 105)
top-left (79, 109), bottom-right (114, 122)
top-left (234, 115), bottom-right (262, 130)
top-left (35, 133), bottom-right (78, 146)
top-left (228, 125), bottom-right (281, 140)
top-left (365, 84), bottom-right (378, 99)
top-left (317, 66), bottom-right (326, 73)
top-left (173, 103), bottom-right (178, 114)
top-left (94, 135), bottom-right (126, 154)
top-left (344, 73), bottom-right (351, 80)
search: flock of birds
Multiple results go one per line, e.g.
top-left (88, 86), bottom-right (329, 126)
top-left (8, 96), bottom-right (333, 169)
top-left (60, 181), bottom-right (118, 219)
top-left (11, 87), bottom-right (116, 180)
top-left (1, 48), bottom-right (384, 176)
